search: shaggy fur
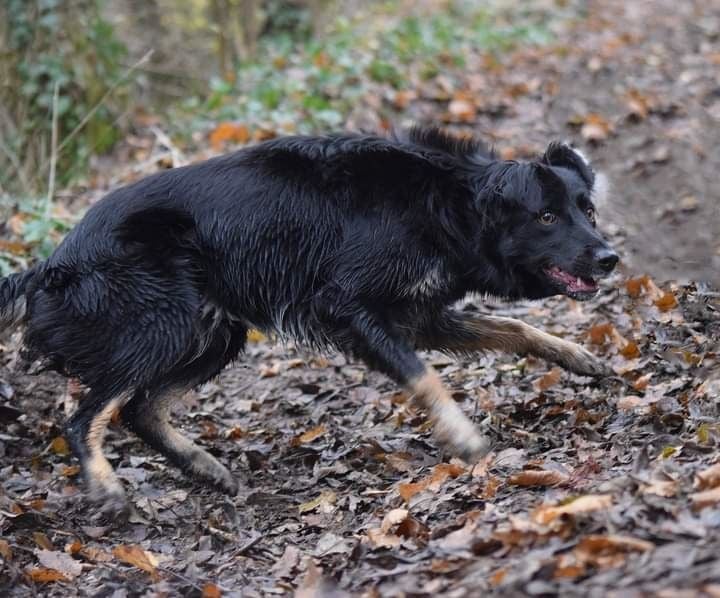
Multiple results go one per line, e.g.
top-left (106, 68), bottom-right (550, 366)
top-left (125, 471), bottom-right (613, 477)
top-left (0, 127), bottom-right (617, 517)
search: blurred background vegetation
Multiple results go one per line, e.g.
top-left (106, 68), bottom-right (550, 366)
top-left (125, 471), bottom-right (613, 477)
top-left (0, 0), bottom-right (556, 272)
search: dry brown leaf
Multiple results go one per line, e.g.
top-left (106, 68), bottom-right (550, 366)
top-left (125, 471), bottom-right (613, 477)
top-left (112, 544), bottom-right (159, 580)
top-left (620, 341), bottom-right (641, 360)
top-left (509, 469), bottom-right (570, 487)
top-left (489, 568), bottom-right (507, 587)
top-left (580, 113), bottom-right (613, 141)
top-left (533, 368), bottom-right (562, 392)
top-left (588, 323), bottom-right (615, 345)
top-left (695, 463), bottom-right (720, 490)
top-left (366, 508), bottom-right (410, 548)
top-left (50, 436), bottom-right (70, 456)
top-left (35, 549), bottom-right (82, 580)
top-left (691, 486), bottom-right (720, 510)
top-left (533, 494), bottom-right (613, 525)
top-left (577, 534), bottom-right (654, 554)
top-left (33, 532), bottom-right (54, 551)
top-left (447, 97), bottom-right (476, 122)
top-left (398, 463), bottom-right (465, 501)
top-left (259, 362), bottom-right (281, 378)
top-left (398, 481), bottom-right (427, 502)
top-left (625, 275), bottom-right (650, 298)
top-left (298, 490), bottom-right (337, 514)
top-left (26, 568), bottom-right (68, 583)
top-left (0, 540), bottom-right (12, 561)
top-left (633, 373), bottom-right (653, 391)
top-left (654, 292), bottom-right (678, 312)
top-left (641, 479), bottom-right (678, 497)
top-left (625, 89), bottom-right (652, 120)
top-left (202, 583), bottom-right (222, 598)
top-left (209, 122), bottom-right (250, 149)
top-left (291, 424), bottom-right (327, 447)
top-left (482, 475), bottom-right (501, 499)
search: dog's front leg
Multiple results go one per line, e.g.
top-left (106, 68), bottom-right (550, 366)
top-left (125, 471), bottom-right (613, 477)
top-left (416, 311), bottom-right (609, 376)
top-left (345, 311), bottom-right (490, 461)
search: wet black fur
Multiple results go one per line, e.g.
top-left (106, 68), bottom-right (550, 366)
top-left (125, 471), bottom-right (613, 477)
top-left (0, 126), bottom-right (615, 490)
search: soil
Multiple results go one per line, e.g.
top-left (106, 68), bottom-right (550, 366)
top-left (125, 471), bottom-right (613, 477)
top-left (2, 1), bottom-right (720, 596)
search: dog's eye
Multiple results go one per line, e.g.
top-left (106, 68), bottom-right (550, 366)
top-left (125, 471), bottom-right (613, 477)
top-left (538, 210), bottom-right (557, 225)
top-left (586, 207), bottom-right (596, 224)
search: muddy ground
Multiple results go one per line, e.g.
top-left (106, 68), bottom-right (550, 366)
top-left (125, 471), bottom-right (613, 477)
top-left (2, 1), bottom-right (720, 596)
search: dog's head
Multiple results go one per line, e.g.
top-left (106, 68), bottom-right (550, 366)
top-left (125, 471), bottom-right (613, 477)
top-left (475, 142), bottom-right (618, 301)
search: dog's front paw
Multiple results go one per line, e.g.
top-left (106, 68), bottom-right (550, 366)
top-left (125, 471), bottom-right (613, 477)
top-left (557, 343), bottom-right (611, 377)
top-left (434, 403), bottom-right (492, 463)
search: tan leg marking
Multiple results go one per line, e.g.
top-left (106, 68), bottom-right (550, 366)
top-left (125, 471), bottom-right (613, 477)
top-left (432, 315), bottom-right (609, 377)
top-left (130, 390), bottom-right (238, 495)
top-left (408, 369), bottom-right (490, 461)
top-left (85, 397), bottom-right (126, 504)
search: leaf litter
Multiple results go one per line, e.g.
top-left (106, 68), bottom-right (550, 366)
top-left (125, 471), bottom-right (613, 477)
top-left (2, 0), bottom-right (720, 595)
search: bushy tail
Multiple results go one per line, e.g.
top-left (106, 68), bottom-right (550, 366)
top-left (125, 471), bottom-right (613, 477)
top-left (0, 267), bottom-right (38, 330)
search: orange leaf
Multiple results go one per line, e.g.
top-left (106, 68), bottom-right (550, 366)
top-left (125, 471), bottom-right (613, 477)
top-left (33, 532), bottom-right (53, 551)
top-left (580, 113), bottom-right (612, 141)
top-left (509, 469), bottom-right (569, 487)
top-left (632, 373), bottom-right (652, 391)
top-left (291, 424), bottom-right (327, 447)
top-left (533, 494), bottom-right (613, 525)
top-left (654, 292), bottom-right (678, 312)
top-left (588, 323), bottom-right (614, 345)
top-left (489, 568), bottom-right (506, 587)
top-left (0, 539), bottom-right (12, 560)
top-left (625, 275), bottom-right (649, 298)
top-left (209, 122), bottom-right (250, 149)
top-left (26, 568), bottom-right (67, 583)
top-left (577, 534), bottom-right (654, 554)
top-left (620, 341), bottom-right (641, 360)
top-left (533, 368), bottom-right (562, 392)
top-left (202, 583), bottom-right (222, 598)
top-left (113, 544), bottom-right (159, 580)
top-left (50, 436), bottom-right (70, 456)
top-left (398, 481), bottom-right (428, 502)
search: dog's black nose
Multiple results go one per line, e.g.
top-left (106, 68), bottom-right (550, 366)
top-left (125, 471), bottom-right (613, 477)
top-left (595, 248), bottom-right (619, 273)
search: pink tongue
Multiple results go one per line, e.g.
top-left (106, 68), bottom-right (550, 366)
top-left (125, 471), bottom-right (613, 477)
top-left (548, 267), bottom-right (597, 292)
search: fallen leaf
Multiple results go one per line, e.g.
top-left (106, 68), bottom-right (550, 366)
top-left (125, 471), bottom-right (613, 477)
top-left (620, 341), bottom-right (641, 360)
top-left (577, 534), bottom-right (654, 554)
top-left (35, 549), bottom-right (82, 580)
top-left (533, 368), bottom-right (563, 392)
top-left (33, 532), bottom-right (53, 550)
top-left (0, 540), bottom-right (12, 560)
top-left (509, 469), bottom-right (570, 487)
top-left (112, 544), bottom-right (159, 580)
top-left (654, 292), bottom-right (678, 312)
top-left (366, 508), bottom-right (409, 548)
top-left (50, 436), bottom-right (70, 456)
top-left (533, 494), bottom-right (613, 525)
top-left (642, 479), bottom-right (678, 497)
top-left (298, 491), bottom-right (336, 514)
top-left (695, 463), bottom-right (720, 490)
top-left (202, 583), bottom-right (222, 598)
top-left (580, 113), bottom-right (613, 142)
top-left (209, 122), bottom-right (250, 149)
top-left (26, 568), bottom-right (67, 583)
top-left (693, 486), bottom-right (720, 510)
top-left (291, 424), bottom-right (327, 447)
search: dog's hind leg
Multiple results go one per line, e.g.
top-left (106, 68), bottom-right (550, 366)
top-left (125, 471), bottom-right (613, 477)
top-left (65, 391), bottom-right (131, 519)
top-left (340, 310), bottom-right (490, 461)
top-left (120, 388), bottom-right (239, 495)
top-left (416, 311), bottom-right (609, 376)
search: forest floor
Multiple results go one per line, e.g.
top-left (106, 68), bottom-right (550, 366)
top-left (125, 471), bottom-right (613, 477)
top-left (2, 1), bottom-right (720, 596)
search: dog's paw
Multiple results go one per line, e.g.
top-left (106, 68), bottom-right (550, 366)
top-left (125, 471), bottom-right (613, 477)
top-left (88, 485), bottom-right (131, 524)
top-left (211, 470), bottom-right (240, 496)
top-left (435, 406), bottom-right (492, 463)
top-left (551, 341), bottom-right (611, 377)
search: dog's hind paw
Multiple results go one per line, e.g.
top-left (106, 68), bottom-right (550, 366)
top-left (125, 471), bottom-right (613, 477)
top-left (88, 485), bottom-right (131, 524)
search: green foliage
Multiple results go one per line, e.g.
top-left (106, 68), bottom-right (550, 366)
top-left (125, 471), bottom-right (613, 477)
top-left (180, 0), bottom-right (552, 135)
top-left (0, 0), bottom-right (131, 195)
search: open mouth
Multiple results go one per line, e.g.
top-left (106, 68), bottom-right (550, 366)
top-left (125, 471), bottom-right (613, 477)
top-left (543, 266), bottom-right (599, 299)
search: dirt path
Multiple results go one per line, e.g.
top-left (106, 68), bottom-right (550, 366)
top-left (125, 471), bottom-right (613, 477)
top-left (2, 2), bottom-right (720, 596)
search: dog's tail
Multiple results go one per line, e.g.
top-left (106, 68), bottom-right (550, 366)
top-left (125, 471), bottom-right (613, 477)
top-left (0, 266), bottom-right (38, 330)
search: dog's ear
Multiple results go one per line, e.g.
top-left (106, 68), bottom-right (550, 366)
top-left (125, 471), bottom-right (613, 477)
top-left (542, 142), bottom-right (595, 186)
top-left (542, 142), bottom-right (609, 206)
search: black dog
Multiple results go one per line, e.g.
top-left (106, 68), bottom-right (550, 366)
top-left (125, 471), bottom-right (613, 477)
top-left (0, 127), bottom-right (617, 517)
